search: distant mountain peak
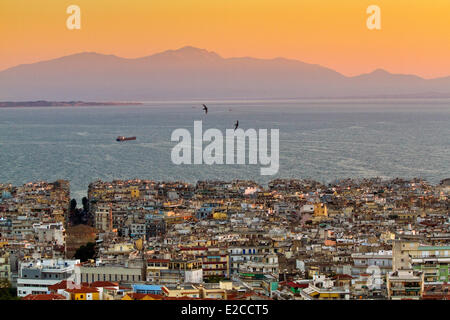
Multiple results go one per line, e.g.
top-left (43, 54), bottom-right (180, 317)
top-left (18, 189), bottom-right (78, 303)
top-left (355, 68), bottom-right (425, 81)
top-left (370, 68), bottom-right (390, 75)
top-left (151, 46), bottom-right (222, 60)
top-left (59, 51), bottom-right (119, 59)
top-left (175, 45), bottom-right (210, 53)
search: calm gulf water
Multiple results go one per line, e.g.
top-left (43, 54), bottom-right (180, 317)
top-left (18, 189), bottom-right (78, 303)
top-left (0, 100), bottom-right (449, 201)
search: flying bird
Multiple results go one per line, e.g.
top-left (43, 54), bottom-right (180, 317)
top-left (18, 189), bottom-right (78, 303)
top-left (202, 104), bottom-right (208, 114)
top-left (234, 120), bottom-right (239, 131)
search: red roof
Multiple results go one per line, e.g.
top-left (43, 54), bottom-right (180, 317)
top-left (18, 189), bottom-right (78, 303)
top-left (89, 281), bottom-right (119, 288)
top-left (161, 287), bottom-right (170, 294)
top-left (22, 293), bottom-right (66, 300)
top-left (147, 259), bottom-right (170, 263)
top-left (65, 286), bottom-right (99, 294)
top-left (48, 280), bottom-right (76, 291)
top-left (284, 281), bottom-right (308, 289)
top-left (125, 293), bottom-right (163, 300)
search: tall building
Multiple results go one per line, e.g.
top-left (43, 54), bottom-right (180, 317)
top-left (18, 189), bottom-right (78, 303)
top-left (392, 240), bottom-right (419, 271)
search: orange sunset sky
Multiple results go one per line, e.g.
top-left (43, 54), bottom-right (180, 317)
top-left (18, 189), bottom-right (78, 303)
top-left (1, 0), bottom-right (449, 78)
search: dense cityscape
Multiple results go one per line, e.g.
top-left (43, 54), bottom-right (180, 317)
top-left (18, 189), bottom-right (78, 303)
top-left (0, 177), bottom-right (449, 300)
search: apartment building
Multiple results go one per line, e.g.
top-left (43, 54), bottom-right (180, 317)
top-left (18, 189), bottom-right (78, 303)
top-left (146, 258), bottom-right (203, 284)
top-left (410, 246), bottom-right (450, 283)
top-left (386, 270), bottom-right (424, 300)
top-left (16, 259), bottom-right (80, 297)
top-left (178, 246), bottom-right (229, 279)
top-left (351, 251), bottom-right (392, 275)
top-left (392, 240), bottom-right (420, 271)
top-left (228, 245), bottom-right (275, 275)
top-left (0, 254), bottom-right (11, 281)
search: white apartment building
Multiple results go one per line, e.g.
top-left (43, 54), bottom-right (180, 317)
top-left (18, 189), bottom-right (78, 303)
top-left (33, 222), bottom-right (65, 246)
top-left (17, 259), bottom-right (80, 297)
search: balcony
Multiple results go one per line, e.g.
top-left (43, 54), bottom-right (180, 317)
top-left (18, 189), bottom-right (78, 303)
top-left (391, 286), bottom-right (421, 291)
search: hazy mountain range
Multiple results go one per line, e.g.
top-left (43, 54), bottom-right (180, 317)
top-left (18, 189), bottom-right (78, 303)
top-left (1, 46), bottom-right (450, 101)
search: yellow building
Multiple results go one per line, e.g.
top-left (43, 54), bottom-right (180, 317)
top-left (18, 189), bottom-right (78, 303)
top-left (65, 287), bottom-right (100, 300)
top-left (162, 284), bottom-right (227, 299)
top-left (212, 212), bottom-right (227, 220)
top-left (307, 290), bottom-right (340, 299)
top-left (129, 187), bottom-right (140, 199)
top-left (314, 203), bottom-right (328, 217)
top-left (0, 240), bottom-right (8, 248)
top-left (302, 277), bottom-right (350, 300)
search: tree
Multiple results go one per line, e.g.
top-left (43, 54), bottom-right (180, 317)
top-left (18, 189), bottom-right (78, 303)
top-left (74, 242), bottom-right (97, 262)
top-left (70, 198), bottom-right (77, 213)
top-left (82, 197), bottom-right (89, 212)
top-left (0, 279), bottom-right (19, 300)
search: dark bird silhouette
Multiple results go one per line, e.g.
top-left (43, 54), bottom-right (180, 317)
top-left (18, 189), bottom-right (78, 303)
top-left (202, 104), bottom-right (208, 114)
top-left (234, 120), bottom-right (239, 131)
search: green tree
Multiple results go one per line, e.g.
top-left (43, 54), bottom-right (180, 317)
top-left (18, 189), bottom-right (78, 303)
top-left (74, 242), bottom-right (97, 262)
top-left (0, 279), bottom-right (19, 300)
top-left (82, 197), bottom-right (89, 212)
top-left (70, 198), bottom-right (77, 211)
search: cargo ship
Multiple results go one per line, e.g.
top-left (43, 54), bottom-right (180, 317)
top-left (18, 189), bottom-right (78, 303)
top-left (116, 136), bottom-right (136, 142)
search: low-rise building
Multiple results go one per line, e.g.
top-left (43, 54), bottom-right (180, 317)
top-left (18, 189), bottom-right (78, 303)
top-left (386, 270), bottom-right (424, 300)
top-left (16, 259), bottom-right (80, 297)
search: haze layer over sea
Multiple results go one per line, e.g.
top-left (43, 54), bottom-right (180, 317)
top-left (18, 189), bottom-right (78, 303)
top-left (0, 99), bottom-right (449, 201)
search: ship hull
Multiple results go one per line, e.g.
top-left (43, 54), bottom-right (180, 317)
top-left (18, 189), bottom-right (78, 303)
top-left (116, 136), bottom-right (136, 142)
